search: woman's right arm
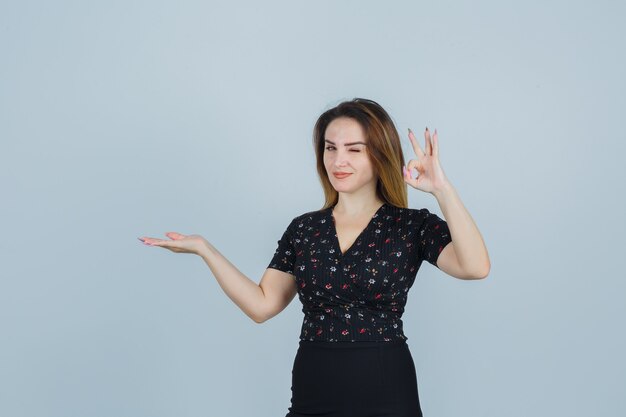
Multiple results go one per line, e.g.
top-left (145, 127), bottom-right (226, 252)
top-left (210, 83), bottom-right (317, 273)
top-left (198, 241), bottom-right (298, 323)
top-left (140, 232), bottom-right (298, 324)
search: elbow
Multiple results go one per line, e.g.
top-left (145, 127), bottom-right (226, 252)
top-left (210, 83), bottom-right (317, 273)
top-left (252, 289), bottom-right (269, 323)
top-left (462, 261), bottom-right (490, 280)
top-left (252, 307), bottom-right (270, 324)
top-left (252, 313), bottom-right (267, 324)
top-left (473, 271), bottom-right (489, 280)
top-left (471, 263), bottom-right (491, 280)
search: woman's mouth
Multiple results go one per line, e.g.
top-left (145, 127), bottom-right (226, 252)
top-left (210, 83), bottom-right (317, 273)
top-left (333, 172), bottom-right (352, 179)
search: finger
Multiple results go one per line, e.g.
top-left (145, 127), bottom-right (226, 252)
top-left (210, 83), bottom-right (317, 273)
top-left (150, 240), bottom-right (177, 249)
top-left (432, 128), bottom-right (439, 157)
top-left (403, 165), bottom-right (415, 186)
top-left (406, 159), bottom-right (421, 176)
top-left (165, 232), bottom-right (186, 240)
top-left (141, 236), bottom-right (169, 246)
top-left (143, 238), bottom-right (161, 246)
top-left (407, 128), bottom-right (425, 158)
top-left (424, 127), bottom-right (432, 155)
top-left (404, 159), bottom-right (420, 187)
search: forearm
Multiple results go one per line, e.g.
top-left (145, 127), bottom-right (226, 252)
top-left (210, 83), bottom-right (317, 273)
top-left (433, 182), bottom-right (490, 277)
top-left (197, 241), bottom-right (265, 323)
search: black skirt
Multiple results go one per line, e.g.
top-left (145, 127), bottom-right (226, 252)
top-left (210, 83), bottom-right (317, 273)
top-left (285, 339), bottom-right (423, 417)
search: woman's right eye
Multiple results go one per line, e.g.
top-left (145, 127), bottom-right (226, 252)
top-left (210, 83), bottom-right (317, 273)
top-left (325, 146), bottom-right (335, 151)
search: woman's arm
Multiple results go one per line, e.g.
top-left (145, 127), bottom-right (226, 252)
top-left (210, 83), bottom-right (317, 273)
top-left (197, 242), bottom-right (266, 322)
top-left (140, 233), bottom-right (297, 323)
top-left (404, 127), bottom-right (490, 280)
top-left (198, 241), bottom-right (298, 323)
top-left (433, 183), bottom-right (491, 280)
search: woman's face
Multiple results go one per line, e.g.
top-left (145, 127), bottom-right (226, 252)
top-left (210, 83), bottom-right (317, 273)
top-left (323, 117), bottom-right (378, 194)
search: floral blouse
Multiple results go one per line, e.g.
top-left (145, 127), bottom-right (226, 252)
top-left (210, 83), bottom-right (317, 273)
top-left (267, 202), bottom-right (452, 342)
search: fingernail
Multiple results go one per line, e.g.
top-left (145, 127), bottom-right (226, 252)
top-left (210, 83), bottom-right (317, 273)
top-left (137, 237), bottom-right (144, 242)
top-left (425, 126), bottom-right (429, 132)
top-left (408, 128), bottom-right (412, 135)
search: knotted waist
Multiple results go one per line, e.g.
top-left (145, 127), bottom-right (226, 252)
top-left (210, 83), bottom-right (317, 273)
top-left (299, 304), bottom-right (407, 342)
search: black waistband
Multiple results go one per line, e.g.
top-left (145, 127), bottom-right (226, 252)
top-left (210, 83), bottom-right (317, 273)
top-left (298, 338), bottom-right (407, 349)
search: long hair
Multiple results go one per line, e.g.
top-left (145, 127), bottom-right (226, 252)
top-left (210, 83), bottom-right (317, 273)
top-left (313, 98), bottom-right (408, 210)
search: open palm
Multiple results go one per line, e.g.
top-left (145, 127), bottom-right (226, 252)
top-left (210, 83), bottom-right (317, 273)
top-left (139, 232), bottom-right (207, 255)
top-left (403, 128), bottom-right (450, 194)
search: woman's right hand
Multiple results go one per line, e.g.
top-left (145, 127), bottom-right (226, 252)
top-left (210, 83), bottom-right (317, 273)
top-left (138, 232), bottom-right (208, 255)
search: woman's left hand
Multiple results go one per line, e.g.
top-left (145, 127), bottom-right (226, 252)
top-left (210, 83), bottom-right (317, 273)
top-left (404, 127), bottom-right (451, 195)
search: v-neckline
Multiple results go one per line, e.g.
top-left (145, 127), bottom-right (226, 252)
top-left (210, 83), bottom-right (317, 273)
top-left (329, 203), bottom-right (386, 258)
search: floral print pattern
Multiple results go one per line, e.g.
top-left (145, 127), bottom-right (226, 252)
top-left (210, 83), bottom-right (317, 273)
top-left (268, 202), bottom-right (452, 342)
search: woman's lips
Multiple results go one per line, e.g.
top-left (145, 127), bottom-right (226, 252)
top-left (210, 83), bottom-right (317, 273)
top-left (333, 173), bottom-right (352, 179)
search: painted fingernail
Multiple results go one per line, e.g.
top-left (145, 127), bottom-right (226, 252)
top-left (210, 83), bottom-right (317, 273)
top-left (425, 126), bottom-right (429, 132)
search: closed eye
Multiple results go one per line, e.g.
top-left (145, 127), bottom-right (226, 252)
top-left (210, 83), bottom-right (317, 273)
top-left (325, 146), bottom-right (361, 152)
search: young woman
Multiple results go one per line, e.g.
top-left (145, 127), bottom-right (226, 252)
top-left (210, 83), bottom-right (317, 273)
top-left (139, 98), bottom-right (490, 417)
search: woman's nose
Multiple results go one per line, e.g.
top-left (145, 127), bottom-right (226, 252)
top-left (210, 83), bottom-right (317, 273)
top-left (333, 149), bottom-right (351, 165)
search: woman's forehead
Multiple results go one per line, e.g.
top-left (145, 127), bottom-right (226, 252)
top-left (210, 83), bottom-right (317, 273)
top-left (325, 117), bottom-right (366, 144)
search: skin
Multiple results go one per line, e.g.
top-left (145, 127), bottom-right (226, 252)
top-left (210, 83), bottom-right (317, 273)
top-left (138, 120), bottom-right (491, 323)
top-left (323, 117), bottom-right (387, 254)
top-left (405, 127), bottom-right (491, 280)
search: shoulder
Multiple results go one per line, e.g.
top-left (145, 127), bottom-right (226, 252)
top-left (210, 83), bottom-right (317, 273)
top-left (284, 207), bottom-right (330, 233)
top-left (384, 204), bottom-right (428, 221)
top-left (384, 205), bottom-right (446, 230)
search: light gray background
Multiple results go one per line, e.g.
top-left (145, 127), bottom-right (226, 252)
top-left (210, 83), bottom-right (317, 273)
top-left (1, 1), bottom-right (624, 416)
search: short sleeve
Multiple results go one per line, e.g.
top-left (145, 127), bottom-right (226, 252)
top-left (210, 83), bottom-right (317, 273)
top-left (267, 219), bottom-right (297, 276)
top-left (416, 208), bottom-right (452, 268)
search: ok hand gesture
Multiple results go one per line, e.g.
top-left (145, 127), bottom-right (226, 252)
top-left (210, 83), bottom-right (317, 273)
top-left (403, 127), bottom-right (451, 195)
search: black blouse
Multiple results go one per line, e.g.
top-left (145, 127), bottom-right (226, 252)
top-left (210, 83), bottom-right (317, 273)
top-left (267, 202), bottom-right (452, 342)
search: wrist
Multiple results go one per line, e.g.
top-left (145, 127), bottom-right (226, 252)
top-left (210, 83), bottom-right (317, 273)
top-left (197, 239), bottom-right (215, 259)
top-left (432, 181), bottom-right (456, 200)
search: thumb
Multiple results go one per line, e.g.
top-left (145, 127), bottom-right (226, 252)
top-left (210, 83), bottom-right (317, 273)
top-left (165, 232), bottom-right (186, 240)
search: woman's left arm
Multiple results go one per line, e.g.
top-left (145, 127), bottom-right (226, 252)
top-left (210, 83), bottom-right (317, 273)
top-left (432, 182), bottom-right (490, 280)
top-left (404, 127), bottom-right (490, 280)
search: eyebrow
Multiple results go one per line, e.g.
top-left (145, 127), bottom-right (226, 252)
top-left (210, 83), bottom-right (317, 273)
top-left (324, 139), bottom-right (367, 146)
